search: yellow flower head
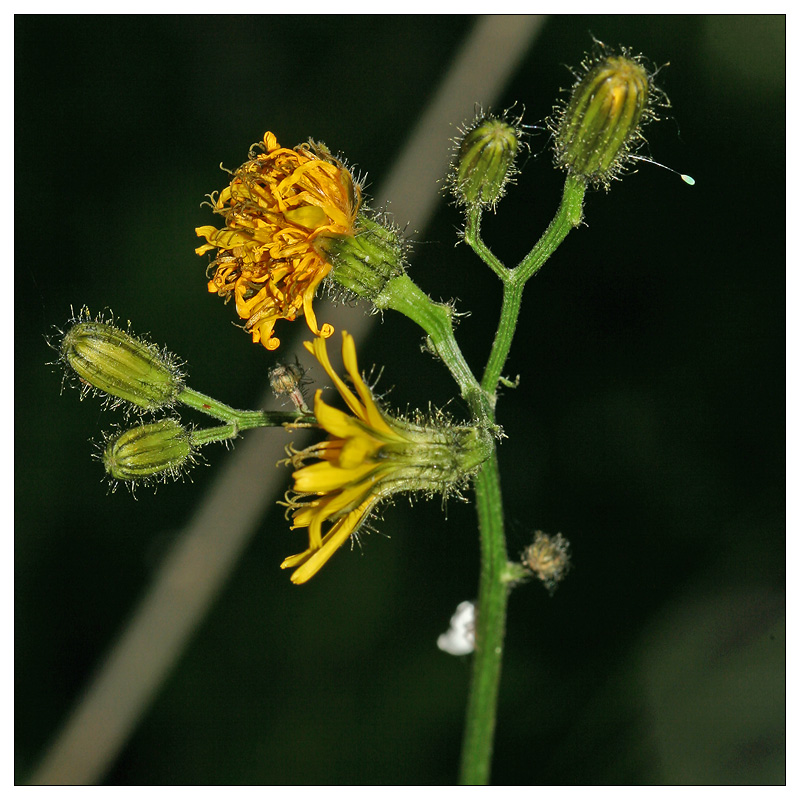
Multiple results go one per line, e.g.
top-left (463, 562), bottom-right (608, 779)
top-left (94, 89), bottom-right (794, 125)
top-left (281, 332), bottom-right (492, 584)
top-left (196, 132), bottom-right (362, 350)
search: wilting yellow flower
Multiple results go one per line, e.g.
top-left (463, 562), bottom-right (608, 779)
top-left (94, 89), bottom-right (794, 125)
top-left (196, 132), bottom-right (362, 350)
top-left (281, 332), bottom-right (492, 584)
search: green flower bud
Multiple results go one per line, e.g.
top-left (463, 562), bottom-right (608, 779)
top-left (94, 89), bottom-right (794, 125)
top-left (60, 316), bottom-right (184, 412)
top-left (317, 214), bottom-right (406, 301)
top-left (102, 419), bottom-right (194, 482)
top-left (553, 51), bottom-right (655, 187)
top-left (452, 114), bottom-right (520, 209)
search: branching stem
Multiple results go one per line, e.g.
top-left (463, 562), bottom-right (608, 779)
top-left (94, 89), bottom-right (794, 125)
top-left (179, 387), bottom-right (315, 431)
top-left (456, 174), bottom-right (586, 784)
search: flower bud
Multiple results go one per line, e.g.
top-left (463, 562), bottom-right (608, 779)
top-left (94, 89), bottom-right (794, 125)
top-left (452, 114), bottom-right (520, 209)
top-left (102, 419), bottom-right (194, 482)
top-left (61, 318), bottom-right (184, 412)
top-left (316, 215), bottom-right (405, 301)
top-left (553, 52), bottom-right (653, 187)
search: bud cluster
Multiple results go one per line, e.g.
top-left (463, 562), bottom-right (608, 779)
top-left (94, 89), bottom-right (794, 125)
top-left (54, 309), bottom-right (198, 489)
top-left (56, 309), bottom-right (314, 490)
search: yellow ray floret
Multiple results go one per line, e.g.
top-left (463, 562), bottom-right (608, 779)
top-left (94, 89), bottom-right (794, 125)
top-left (280, 332), bottom-right (405, 583)
top-left (196, 132), bottom-right (361, 350)
top-left (280, 332), bottom-right (493, 584)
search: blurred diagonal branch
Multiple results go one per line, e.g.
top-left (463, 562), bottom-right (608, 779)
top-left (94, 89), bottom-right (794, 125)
top-left (28, 14), bottom-right (545, 786)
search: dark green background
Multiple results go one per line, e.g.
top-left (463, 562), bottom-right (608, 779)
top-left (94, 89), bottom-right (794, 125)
top-left (15, 15), bottom-right (785, 785)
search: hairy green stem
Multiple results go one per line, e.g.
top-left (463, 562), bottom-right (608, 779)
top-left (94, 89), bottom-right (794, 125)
top-left (464, 213), bottom-right (509, 281)
top-left (481, 280), bottom-right (524, 395)
top-left (482, 174), bottom-right (587, 393)
top-left (459, 447), bottom-right (508, 785)
top-left (178, 387), bottom-right (314, 429)
top-left (375, 274), bottom-right (493, 418)
top-left (189, 423), bottom-right (244, 447)
top-left (456, 174), bottom-right (586, 784)
top-left (376, 175), bottom-right (586, 783)
top-left (517, 173), bottom-right (586, 283)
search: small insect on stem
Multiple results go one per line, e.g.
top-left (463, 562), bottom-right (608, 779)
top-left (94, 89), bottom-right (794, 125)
top-left (269, 360), bottom-right (310, 413)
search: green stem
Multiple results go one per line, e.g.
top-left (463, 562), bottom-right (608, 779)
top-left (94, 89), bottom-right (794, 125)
top-left (375, 274), bottom-right (493, 418)
top-left (516, 173), bottom-right (586, 284)
top-left (189, 423), bottom-right (243, 447)
top-left (481, 279), bottom-right (523, 394)
top-left (376, 177), bottom-right (586, 784)
top-left (459, 447), bottom-right (508, 785)
top-left (481, 174), bottom-right (587, 394)
top-left (464, 211), bottom-right (509, 281)
top-left (178, 387), bottom-right (314, 429)
top-left (456, 174), bottom-right (587, 785)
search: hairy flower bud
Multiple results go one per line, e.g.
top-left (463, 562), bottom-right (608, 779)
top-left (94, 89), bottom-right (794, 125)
top-left (316, 215), bottom-right (406, 301)
top-left (60, 315), bottom-right (184, 412)
top-left (553, 50), bottom-right (656, 187)
top-left (102, 419), bottom-right (194, 483)
top-left (451, 113), bottom-right (520, 209)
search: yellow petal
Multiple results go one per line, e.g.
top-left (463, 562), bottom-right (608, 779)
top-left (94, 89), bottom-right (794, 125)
top-left (314, 396), bottom-right (372, 441)
top-left (280, 549), bottom-right (312, 569)
top-left (263, 131), bottom-right (279, 152)
top-left (298, 439), bottom-right (344, 463)
top-left (284, 205), bottom-right (328, 231)
top-left (195, 225), bottom-right (217, 241)
top-left (310, 480), bottom-right (375, 520)
top-left (308, 509), bottom-right (324, 550)
top-left (291, 481), bottom-right (375, 531)
top-left (338, 434), bottom-right (377, 470)
top-left (291, 505), bottom-right (320, 528)
top-left (317, 198), bottom-right (351, 230)
top-left (304, 336), bottom-right (367, 422)
top-left (292, 460), bottom-right (377, 494)
top-left (340, 332), bottom-right (396, 436)
top-left (300, 270), bottom-right (333, 338)
top-left (288, 499), bottom-right (375, 584)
